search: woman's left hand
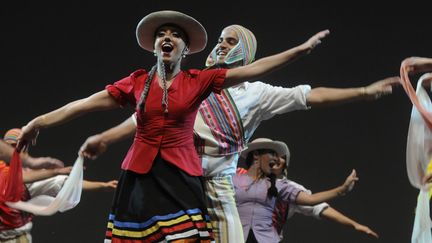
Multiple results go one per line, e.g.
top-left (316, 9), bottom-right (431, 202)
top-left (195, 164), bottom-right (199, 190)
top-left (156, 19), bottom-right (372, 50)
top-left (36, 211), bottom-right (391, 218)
top-left (302, 29), bottom-right (330, 53)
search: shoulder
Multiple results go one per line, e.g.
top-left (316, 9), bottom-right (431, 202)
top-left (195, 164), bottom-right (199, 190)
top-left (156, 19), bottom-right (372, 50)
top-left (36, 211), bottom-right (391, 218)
top-left (184, 68), bottom-right (226, 76)
top-left (130, 69), bottom-right (149, 80)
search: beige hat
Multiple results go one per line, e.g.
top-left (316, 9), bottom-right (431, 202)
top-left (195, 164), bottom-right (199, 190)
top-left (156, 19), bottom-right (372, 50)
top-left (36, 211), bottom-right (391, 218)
top-left (136, 10), bottom-right (207, 54)
top-left (240, 138), bottom-right (290, 159)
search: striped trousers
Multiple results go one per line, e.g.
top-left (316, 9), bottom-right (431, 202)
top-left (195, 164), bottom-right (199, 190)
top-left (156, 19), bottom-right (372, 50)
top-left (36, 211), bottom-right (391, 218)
top-left (204, 176), bottom-right (244, 243)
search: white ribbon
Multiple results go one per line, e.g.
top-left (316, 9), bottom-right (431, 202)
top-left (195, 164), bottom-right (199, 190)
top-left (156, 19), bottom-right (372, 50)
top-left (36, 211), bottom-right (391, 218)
top-left (6, 156), bottom-right (84, 216)
top-left (406, 75), bottom-right (432, 243)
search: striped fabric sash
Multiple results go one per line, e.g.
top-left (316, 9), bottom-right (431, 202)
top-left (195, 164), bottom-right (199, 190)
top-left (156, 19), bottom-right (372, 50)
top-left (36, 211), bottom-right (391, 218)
top-left (196, 90), bottom-right (245, 155)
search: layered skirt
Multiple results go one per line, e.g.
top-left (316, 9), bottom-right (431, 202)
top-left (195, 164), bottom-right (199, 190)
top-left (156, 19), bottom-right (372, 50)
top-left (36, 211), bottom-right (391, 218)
top-left (105, 156), bottom-right (214, 243)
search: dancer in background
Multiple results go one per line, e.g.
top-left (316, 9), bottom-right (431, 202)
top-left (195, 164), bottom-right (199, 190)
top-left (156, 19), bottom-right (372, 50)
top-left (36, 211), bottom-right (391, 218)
top-left (234, 138), bottom-right (358, 243)
top-left (269, 146), bottom-right (378, 240)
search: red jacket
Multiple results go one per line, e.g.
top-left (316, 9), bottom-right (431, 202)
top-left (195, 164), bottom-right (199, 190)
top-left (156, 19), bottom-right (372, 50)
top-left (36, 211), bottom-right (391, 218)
top-left (106, 68), bottom-right (226, 176)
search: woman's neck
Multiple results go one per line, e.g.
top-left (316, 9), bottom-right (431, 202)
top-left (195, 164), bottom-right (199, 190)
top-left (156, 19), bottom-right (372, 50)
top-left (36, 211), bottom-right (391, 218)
top-left (247, 164), bottom-right (260, 180)
top-left (157, 62), bottom-right (181, 81)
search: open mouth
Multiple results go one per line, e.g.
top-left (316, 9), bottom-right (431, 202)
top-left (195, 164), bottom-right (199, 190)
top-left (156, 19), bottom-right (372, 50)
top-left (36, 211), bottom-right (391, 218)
top-left (217, 50), bottom-right (227, 56)
top-left (162, 43), bottom-right (173, 53)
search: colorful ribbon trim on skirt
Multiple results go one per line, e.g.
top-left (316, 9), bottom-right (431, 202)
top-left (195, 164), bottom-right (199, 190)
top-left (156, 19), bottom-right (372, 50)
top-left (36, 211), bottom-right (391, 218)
top-left (106, 208), bottom-right (213, 242)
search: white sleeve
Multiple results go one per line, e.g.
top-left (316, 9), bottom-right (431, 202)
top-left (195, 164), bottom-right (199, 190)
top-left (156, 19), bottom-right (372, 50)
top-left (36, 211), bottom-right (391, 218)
top-left (257, 82), bottom-right (311, 121)
top-left (26, 175), bottom-right (68, 197)
top-left (286, 180), bottom-right (329, 219)
top-left (131, 113), bottom-right (137, 126)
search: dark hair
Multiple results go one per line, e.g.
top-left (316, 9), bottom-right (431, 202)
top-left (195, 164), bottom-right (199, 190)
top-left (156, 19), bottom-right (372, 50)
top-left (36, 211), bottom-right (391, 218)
top-left (244, 149), bottom-right (276, 169)
top-left (244, 149), bottom-right (279, 198)
top-left (136, 65), bottom-right (157, 111)
top-left (267, 173), bottom-right (278, 199)
top-left (277, 155), bottom-right (289, 178)
top-left (155, 23), bottom-right (189, 46)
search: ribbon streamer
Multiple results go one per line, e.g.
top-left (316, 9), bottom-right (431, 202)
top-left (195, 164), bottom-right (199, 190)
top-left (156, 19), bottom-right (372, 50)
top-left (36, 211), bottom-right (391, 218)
top-left (400, 68), bottom-right (432, 243)
top-left (5, 156), bottom-right (84, 216)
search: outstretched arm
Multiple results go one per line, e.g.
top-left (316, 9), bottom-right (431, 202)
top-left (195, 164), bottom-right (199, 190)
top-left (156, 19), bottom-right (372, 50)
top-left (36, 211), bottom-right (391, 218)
top-left (307, 77), bottom-right (401, 107)
top-left (21, 155), bottom-right (64, 169)
top-left (82, 179), bottom-right (118, 191)
top-left (80, 115), bottom-right (136, 159)
top-left (321, 207), bottom-right (379, 238)
top-left (0, 140), bottom-right (64, 169)
top-left (23, 166), bottom-right (72, 183)
top-left (401, 57), bottom-right (432, 75)
top-left (19, 90), bottom-right (119, 147)
top-left (296, 169), bottom-right (358, 205)
top-left (223, 30), bottom-right (330, 88)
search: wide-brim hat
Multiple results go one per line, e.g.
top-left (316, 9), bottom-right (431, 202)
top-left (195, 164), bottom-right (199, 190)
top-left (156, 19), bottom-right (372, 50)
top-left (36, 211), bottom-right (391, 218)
top-left (136, 10), bottom-right (207, 54)
top-left (240, 138), bottom-right (290, 159)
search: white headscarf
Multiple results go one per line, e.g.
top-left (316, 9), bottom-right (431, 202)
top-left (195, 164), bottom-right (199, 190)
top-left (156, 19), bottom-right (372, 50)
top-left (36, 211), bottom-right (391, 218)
top-left (205, 24), bottom-right (257, 67)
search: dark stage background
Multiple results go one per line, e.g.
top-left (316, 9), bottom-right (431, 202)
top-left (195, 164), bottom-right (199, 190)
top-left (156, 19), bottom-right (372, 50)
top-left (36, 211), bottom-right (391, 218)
top-left (1, 2), bottom-right (431, 243)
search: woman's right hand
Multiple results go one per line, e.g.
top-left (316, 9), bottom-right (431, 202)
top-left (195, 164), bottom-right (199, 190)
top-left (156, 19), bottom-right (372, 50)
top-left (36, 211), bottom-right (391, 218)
top-left (18, 120), bottom-right (41, 149)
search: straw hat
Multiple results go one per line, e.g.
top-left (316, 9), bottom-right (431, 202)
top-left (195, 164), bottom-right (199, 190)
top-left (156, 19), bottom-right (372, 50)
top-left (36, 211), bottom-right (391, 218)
top-left (240, 138), bottom-right (290, 159)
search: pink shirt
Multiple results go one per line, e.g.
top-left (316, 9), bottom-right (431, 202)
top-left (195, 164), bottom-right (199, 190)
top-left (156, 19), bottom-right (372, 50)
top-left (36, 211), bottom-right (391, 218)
top-left (106, 68), bottom-right (226, 176)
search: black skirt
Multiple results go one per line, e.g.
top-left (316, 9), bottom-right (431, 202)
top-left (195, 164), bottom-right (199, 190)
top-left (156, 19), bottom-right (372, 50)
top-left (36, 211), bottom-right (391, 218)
top-left (105, 155), bottom-right (214, 243)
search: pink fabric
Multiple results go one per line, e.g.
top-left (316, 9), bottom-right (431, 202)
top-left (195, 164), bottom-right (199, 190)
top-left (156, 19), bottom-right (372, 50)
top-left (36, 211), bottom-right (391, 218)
top-left (400, 66), bottom-right (432, 129)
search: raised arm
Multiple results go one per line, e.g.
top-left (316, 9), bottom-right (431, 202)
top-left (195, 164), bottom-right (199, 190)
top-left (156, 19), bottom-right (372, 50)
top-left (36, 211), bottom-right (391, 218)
top-left (79, 114), bottom-right (136, 159)
top-left (19, 90), bottom-right (119, 146)
top-left (296, 169), bottom-right (358, 205)
top-left (321, 206), bottom-right (379, 238)
top-left (223, 30), bottom-right (330, 88)
top-left (306, 76), bottom-right (401, 107)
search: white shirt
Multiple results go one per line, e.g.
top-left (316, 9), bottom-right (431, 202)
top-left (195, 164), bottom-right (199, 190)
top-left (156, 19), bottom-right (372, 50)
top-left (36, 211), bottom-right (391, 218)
top-left (199, 81), bottom-right (311, 177)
